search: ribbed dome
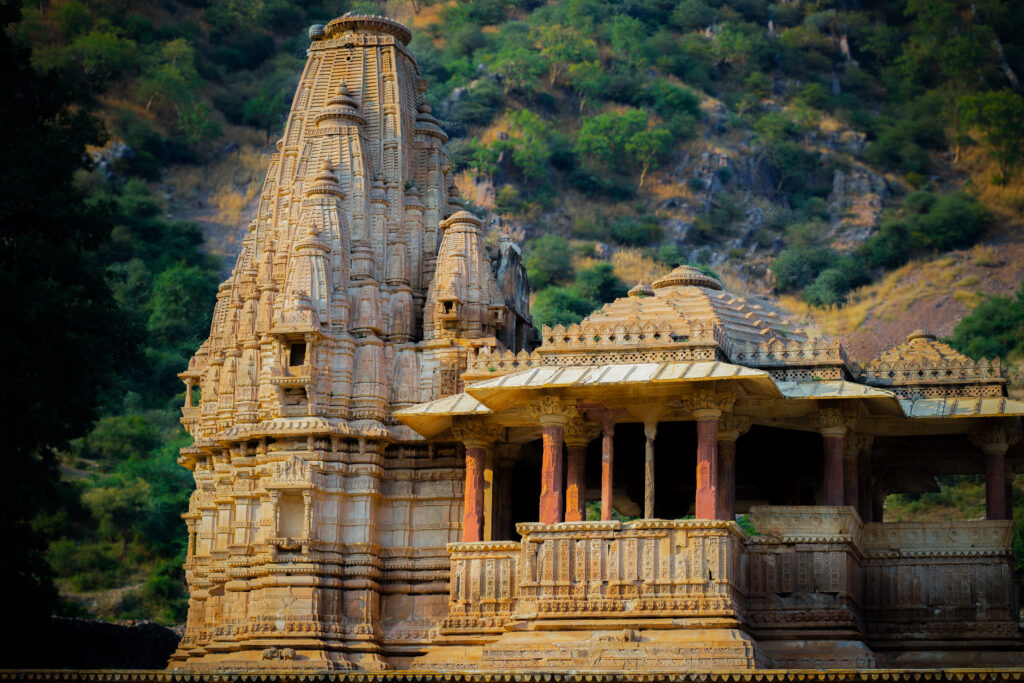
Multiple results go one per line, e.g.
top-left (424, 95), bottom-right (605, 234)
top-left (906, 329), bottom-right (936, 342)
top-left (651, 265), bottom-right (723, 291)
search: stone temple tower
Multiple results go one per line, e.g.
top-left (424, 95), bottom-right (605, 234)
top-left (169, 15), bottom-right (533, 671)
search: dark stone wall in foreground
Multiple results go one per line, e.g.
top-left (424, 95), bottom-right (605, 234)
top-left (4, 617), bottom-right (179, 669)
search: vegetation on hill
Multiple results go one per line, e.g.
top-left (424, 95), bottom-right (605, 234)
top-left (4, 0), bottom-right (1023, 624)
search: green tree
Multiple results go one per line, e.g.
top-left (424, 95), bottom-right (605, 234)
top-left (137, 38), bottom-right (201, 112)
top-left (505, 108), bottom-right (556, 180)
top-left (575, 109), bottom-right (647, 169)
top-left (949, 284), bottom-right (1024, 360)
top-left (626, 126), bottom-right (672, 187)
top-left (525, 234), bottom-right (573, 287)
top-left (899, 0), bottom-right (1000, 158)
top-left (572, 263), bottom-right (627, 305)
top-left (531, 286), bottom-right (596, 328)
top-left (0, 0), bottom-right (133, 620)
top-left (147, 263), bottom-right (219, 349)
top-left (566, 60), bottom-right (607, 113)
top-left (961, 89), bottom-right (1024, 182)
top-left (82, 477), bottom-right (152, 553)
top-left (531, 24), bottom-right (597, 85)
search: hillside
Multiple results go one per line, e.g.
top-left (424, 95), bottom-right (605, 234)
top-left (6, 0), bottom-right (1024, 626)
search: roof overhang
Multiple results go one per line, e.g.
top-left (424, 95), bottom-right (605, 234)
top-left (393, 392), bottom-right (491, 439)
top-left (464, 361), bottom-right (780, 413)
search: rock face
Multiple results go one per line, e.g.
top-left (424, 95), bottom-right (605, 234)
top-left (828, 165), bottom-right (889, 248)
top-left (168, 15), bottom-right (532, 672)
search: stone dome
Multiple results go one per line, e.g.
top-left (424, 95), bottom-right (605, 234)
top-left (651, 265), bottom-right (724, 291)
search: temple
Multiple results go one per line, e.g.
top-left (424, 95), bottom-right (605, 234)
top-left (170, 14), bottom-right (1024, 673)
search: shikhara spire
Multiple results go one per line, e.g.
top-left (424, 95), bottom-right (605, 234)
top-left (171, 14), bottom-right (532, 671)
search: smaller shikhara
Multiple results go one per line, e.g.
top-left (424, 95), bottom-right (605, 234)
top-left (170, 14), bottom-right (1024, 674)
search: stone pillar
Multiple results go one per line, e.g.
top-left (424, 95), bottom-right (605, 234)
top-left (643, 421), bottom-right (658, 519)
top-left (452, 421), bottom-right (505, 542)
top-left (578, 404), bottom-right (626, 522)
top-left (972, 424), bottom-right (1019, 520)
top-left (717, 415), bottom-right (751, 521)
top-left (540, 423), bottom-right (565, 524)
top-left (529, 397), bottom-right (572, 525)
top-left (814, 407), bottom-right (853, 507)
top-left (563, 421), bottom-right (597, 522)
top-left (483, 446), bottom-right (495, 541)
top-left (462, 445), bottom-right (486, 542)
top-left (685, 389), bottom-right (734, 520)
top-left (601, 422), bottom-right (615, 521)
top-left (564, 443), bottom-right (587, 522)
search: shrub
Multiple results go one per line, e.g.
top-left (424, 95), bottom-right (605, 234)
top-left (863, 220), bottom-right (912, 269)
top-left (949, 283), bottom-right (1024, 360)
top-left (495, 185), bottom-right (523, 214)
top-left (448, 78), bottom-right (504, 128)
top-left (572, 263), bottom-right (627, 305)
top-left (910, 191), bottom-right (992, 252)
top-left (802, 267), bottom-right (850, 307)
top-left (531, 286), bottom-right (596, 328)
top-left (771, 246), bottom-right (840, 292)
top-left (524, 234), bottom-right (573, 287)
top-left (610, 216), bottom-right (664, 246)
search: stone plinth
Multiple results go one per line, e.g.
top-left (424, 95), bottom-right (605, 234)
top-left (416, 519), bottom-right (766, 671)
top-left (862, 520), bottom-right (1023, 666)
top-left (746, 506), bottom-right (872, 668)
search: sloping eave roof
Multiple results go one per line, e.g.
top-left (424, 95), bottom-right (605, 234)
top-left (465, 360), bottom-right (779, 412)
top-left (393, 392), bottom-right (491, 438)
top-left (899, 396), bottom-right (1024, 418)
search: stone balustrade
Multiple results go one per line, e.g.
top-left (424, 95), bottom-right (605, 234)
top-left (441, 541), bottom-right (520, 636)
top-left (861, 520), bottom-right (1019, 653)
top-left (513, 519), bottom-right (749, 622)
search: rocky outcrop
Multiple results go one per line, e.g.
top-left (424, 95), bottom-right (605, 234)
top-left (827, 166), bottom-right (889, 249)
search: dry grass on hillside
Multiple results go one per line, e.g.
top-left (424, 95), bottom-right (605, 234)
top-left (780, 242), bottom-right (1024, 361)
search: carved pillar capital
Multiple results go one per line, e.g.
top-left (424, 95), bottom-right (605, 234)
top-left (527, 395), bottom-right (576, 425)
top-left (970, 422), bottom-right (1021, 455)
top-left (564, 419), bottom-right (601, 447)
top-left (450, 419), bottom-right (505, 448)
top-left (717, 414), bottom-right (752, 442)
top-left (811, 407), bottom-right (856, 437)
top-left (845, 432), bottom-right (873, 456)
top-left (682, 388), bottom-right (735, 421)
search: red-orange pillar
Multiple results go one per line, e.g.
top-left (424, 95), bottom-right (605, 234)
top-left (601, 423), bottom-right (615, 521)
top-left (462, 445), bottom-right (486, 542)
top-left (540, 423), bottom-right (565, 524)
top-left (695, 412), bottom-right (720, 519)
top-left (565, 443), bottom-right (587, 522)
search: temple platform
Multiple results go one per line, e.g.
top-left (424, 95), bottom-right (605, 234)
top-left (415, 510), bottom-right (1024, 672)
